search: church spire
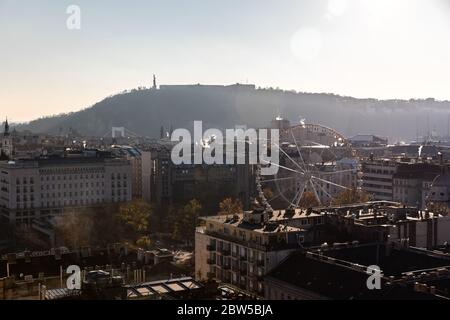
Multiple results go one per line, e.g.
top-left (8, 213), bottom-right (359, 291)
top-left (4, 117), bottom-right (9, 136)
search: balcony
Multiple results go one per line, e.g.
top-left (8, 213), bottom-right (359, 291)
top-left (222, 249), bottom-right (231, 256)
top-left (207, 244), bottom-right (216, 251)
top-left (240, 255), bottom-right (248, 261)
top-left (223, 264), bottom-right (231, 270)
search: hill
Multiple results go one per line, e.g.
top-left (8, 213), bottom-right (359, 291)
top-left (14, 84), bottom-right (450, 142)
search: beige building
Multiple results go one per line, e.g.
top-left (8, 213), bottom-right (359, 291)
top-left (392, 162), bottom-right (441, 209)
top-left (111, 146), bottom-right (143, 199)
top-left (141, 151), bottom-right (152, 203)
top-left (195, 205), bottom-right (325, 295)
top-left (0, 151), bottom-right (132, 225)
top-left (362, 158), bottom-right (398, 201)
top-left (388, 212), bottom-right (450, 249)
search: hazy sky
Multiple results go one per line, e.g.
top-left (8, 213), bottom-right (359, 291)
top-left (1, 0), bottom-right (450, 122)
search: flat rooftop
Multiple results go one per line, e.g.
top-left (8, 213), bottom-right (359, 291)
top-left (202, 210), bottom-right (315, 234)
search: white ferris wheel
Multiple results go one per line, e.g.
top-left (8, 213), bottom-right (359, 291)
top-left (257, 127), bottom-right (363, 209)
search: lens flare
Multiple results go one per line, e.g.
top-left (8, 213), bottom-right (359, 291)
top-left (290, 27), bottom-right (323, 62)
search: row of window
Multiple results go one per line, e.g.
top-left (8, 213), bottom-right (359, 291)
top-left (40, 182), bottom-right (106, 190)
top-left (16, 177), bottom-right (35, 185)
top-left (363, 176), bottom-right (393, 183)
top-left (41, 198), bottom-right (105, 207)
top-left (17, 186), bottom-right (35, 193)
top-left (17, 189), bottom-right (128, 202)
top-left (111, 182), bottom-right (128, 188)
top-left (213, 267), bottom-right (264, 292)
top-left (40, 174), bottom-right (104, 181)
top-left (15, 181), bottom-right (128, 192)
top-left (15, 196), bottom-right (130, 209)
top-left (41, 190), bottom-right (106, 198)
top-left (16, 195), bottom-right (35, 202)
top-left (15, 173), bottom-right (129, 185)
top-left (212, 239), bottom-right (265, 261)
top-left (363, 183), bottom-right (392, 190)
top-left (111, 173), bottom-right (128, 180)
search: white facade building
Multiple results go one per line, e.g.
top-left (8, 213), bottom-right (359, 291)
top-left (0, 153), bottom-right (132, 225)
top-left (362, 159), bottom-right (398, 201)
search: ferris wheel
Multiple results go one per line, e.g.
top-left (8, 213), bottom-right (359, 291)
top-left (258, 127), bottom-right (363, 209)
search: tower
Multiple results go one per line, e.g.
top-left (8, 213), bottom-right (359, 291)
top-left (1, 117), bottom-right (13, 158)
top-left (153, 74), bottom-right (157, 90)
top-left (3, 118), bottom-right (9, 136)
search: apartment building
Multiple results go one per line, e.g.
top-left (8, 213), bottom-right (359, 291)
top-left (195, 199), bottom-right (450, 296)
top-left (111, 146), bottom-right (143, 199)
top-left (195, 205), bottom-right (325, 294)
top-left (141, 142), bottom-right (253, 210)
top-left (324, 201), bottom-right (450, 249)
top-left (0, 150), bottom-right (132, 225)
top-left (393, 163), bottom-right (441, 209)
top-left (265, 244), bottom-right (450, 300)
top-left (362, 158), bottom-right (398, 201)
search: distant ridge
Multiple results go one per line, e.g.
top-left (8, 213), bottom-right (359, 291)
top-left (14, 84), bottom-right (450, 142)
